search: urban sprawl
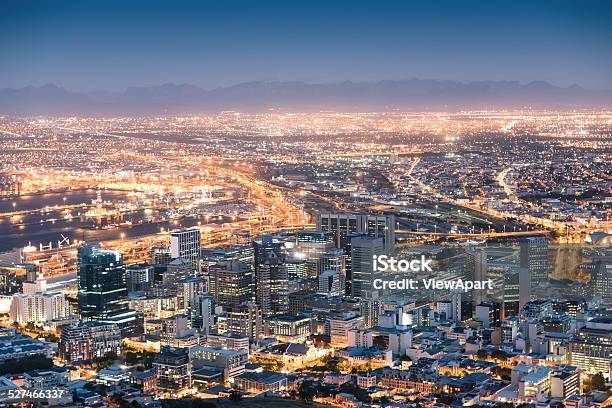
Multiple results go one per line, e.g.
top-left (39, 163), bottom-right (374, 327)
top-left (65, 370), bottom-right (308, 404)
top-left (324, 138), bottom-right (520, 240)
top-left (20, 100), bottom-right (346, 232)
top-left (0, 111), bottom-right (610, 407)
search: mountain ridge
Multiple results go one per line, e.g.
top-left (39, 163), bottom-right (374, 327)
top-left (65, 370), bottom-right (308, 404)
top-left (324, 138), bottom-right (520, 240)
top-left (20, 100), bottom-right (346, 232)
top-left (1, 79), bottom-right (611, 115)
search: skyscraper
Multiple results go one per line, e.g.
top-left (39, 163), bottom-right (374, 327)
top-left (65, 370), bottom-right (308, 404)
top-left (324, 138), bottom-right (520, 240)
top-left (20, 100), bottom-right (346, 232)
top-left (520, 237), bottom-right (549, 287)
top-left (350, 236), bottom-right (384, 298)
top-left (294, 231), bottom-right (334, 277)
top-left (318, 269), bottom-right (343, 296)
top-left (208, 260), bottom-right (255, 308)
top-left (125, 264), bottom-right (155, 292)
top-left (502, 267), bottom-right (520, 317)
top-left (224, 302), bottom-right (262, 341)
top-left (254, 236), bottom-right (288, 316)
top-left (77, 244), bottom-right (137, 333)
top-left (154, 346), bottom-right (192, 396)
top-left (519, 266), bottom-right (531, 310)
top-left (465, 248), bottom-right (488, 305)
top-left (316, 212), bottom-right (395, 252)
top-left (170, 227), bottom-right (201, 269)
top-left (591, 257), bottom-right (612, 299)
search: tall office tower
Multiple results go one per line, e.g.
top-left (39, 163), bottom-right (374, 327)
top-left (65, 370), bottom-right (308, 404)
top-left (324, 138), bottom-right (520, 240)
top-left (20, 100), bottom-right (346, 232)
top-left (164, 258), bottom-right (193, 285)
top-left (359, 290), bottom-right (384, 328)
top-left (317, 213), bottom-right (359, 249)
top-left (363, 214), bottom-right (396, 252)
top-left (465, 248), bottom-right (488, 305)
top-left (320, 248), bottom-right (347, 278)
top-left (520, 237), bottom-right (549, 287)
top-left (170, 227), bottom-right (201, 269)
top-left (451, 290), bottom-right (463, 322)
top-left (318, 270), bottom-right (343, 297)
top-left (225, 302), bottom-right (262, 341)
top-left (208, 260), bottom-right (255, 308)
top-left (151, 246), bottom-right (172, 265)
top-left (285, 258), bottom-right (309, 280)
top-left (519, 266), bottom-right (531, 310)
top-left (176, 276), bottom-right (205, 312)
top-left (125, 264), bottom-right (155, 292)
top-left (475, 301), bottom-right (502, 328)
top-left (77, 244), bottom-right (137, 333)
top-left (591, 257), bottom-right (612, 299)
top-left (154, 346), bottom-right (192, 395)
top-left (569, 318), bottom-right (612, 378)
top-left (193, 293), bottom-right (214, 334)
top-left (317, 212), bottom-right (396, 252)
top-left (502, 268), bottom-right (520, 317)
top-left (254, 236), bottom-right (288, 316)
top-left (342, 233), bottom-right (359, 296)
top-left (295, 231), bottom-right (334, 277)
top-left (350, 236), bottom-right (384, 298)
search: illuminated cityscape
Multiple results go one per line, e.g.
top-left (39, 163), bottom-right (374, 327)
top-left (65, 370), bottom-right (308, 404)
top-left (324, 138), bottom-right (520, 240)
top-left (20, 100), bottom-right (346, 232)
top-left (0, 1), bottom-right (611, 407)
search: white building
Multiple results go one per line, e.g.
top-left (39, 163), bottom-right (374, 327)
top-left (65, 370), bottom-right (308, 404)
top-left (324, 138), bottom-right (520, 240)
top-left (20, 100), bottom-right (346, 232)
top-left (10, 275), bottom-right (71, 325)
top-left (318, 269), bottom-right (343, 296)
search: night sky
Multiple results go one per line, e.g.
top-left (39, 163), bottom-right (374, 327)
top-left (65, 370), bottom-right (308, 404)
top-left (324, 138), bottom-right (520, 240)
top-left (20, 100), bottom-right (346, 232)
top-left (1, 0), bottom-right (611, 91)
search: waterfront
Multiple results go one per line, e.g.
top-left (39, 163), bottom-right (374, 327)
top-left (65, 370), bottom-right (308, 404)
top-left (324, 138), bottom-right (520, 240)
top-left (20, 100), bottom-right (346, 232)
top-left (0, 188), bottom-right (233, 252)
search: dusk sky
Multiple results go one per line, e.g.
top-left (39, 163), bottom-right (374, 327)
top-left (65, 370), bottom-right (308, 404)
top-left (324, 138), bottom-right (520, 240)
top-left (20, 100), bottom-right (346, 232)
top-left (2, 0), bottom-right (611, 91)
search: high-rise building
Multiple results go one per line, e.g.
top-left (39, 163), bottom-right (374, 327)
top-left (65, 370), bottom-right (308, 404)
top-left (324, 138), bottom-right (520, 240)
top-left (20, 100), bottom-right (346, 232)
top-left (154, 346), bottom-right (192, 395)
top-left (318, 269), bottom-right (343, 297)
top-left (359, 290), bottom-right (384, 328)
top-left (151, 246), bottom-right (172, 265)
top-left (520, 237), bottom-right (549, 287)
top-left (519, 266), bottom-right (532, 310)
top-left (59, 322), bottom-right (121, 363)
top-left (224, 302), bottom-right (262, 341)
top-left (502, 268), bottom-right (519, 318)
top-left (451, 290), bottom-right (463, 322)
top-left (170, 227), bottom-right (201, 269)
top-left (320, 248), bottom-right (347, 278)
top-left (254, 236), bottom-right (288, 316)
top-left (164, 257), bottom-right (193, 285)
top-left (342, 233), bottom-right (360, 296)
top-left (208, 260), bottom-right (254, 308)
top-left (568, 317), bottom-right (612, 379)
top-left (125, 264), bottom-right (155, 292)
top-left (317, 213), bottom-right (395, 252)
top-left (330, 312), bottom-right (365, 347)
top-left (350, 236), bottom-right (384, 298)
top-left (294, 231), bottom-right (334, 277)
top-left (591, 257), bottom-right (612, 299)
top-left (475, 301), bottom-right (502, 328)
top-left (465, 248), bottom-right (488, 305)
top-left (10, 290), bottom-right (71, 325)
top-left (176, 276), bottom-right (205, 314)
top-left (193, 293), bottom-right (214, 334)
top-left (77, 244), bottom-right (137, 333)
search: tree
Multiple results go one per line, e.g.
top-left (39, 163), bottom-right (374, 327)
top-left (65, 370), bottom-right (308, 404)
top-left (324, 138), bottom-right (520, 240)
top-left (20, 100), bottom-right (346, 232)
top-left (493, 366), bottom-right (511, 381)
top-left (298, 381), bottom-right (317, 401)
top-left (0, 354), bottom-right (53, 375)
top-left (491, 350), bottom-right (508, 362)
top-left (475, 350), bottom-right (488, 360)
top-left (228, 391), bottom-right (242, 402)
top-left (94, 351), bottom-right (117, 370)
top-left (591, 372), bottom-right (607, 391)
top-left (339, 383), bottom-right (371, 403)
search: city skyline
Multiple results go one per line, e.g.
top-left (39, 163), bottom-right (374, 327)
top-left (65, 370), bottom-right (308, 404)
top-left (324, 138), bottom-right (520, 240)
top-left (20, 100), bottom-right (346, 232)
top-left (0, 2), bottom-right (610, 407)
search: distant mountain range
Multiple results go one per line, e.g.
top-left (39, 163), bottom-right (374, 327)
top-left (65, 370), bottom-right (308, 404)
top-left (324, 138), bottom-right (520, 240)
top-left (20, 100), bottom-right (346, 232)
top-left (1, 79), bottom-right (611, 115)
